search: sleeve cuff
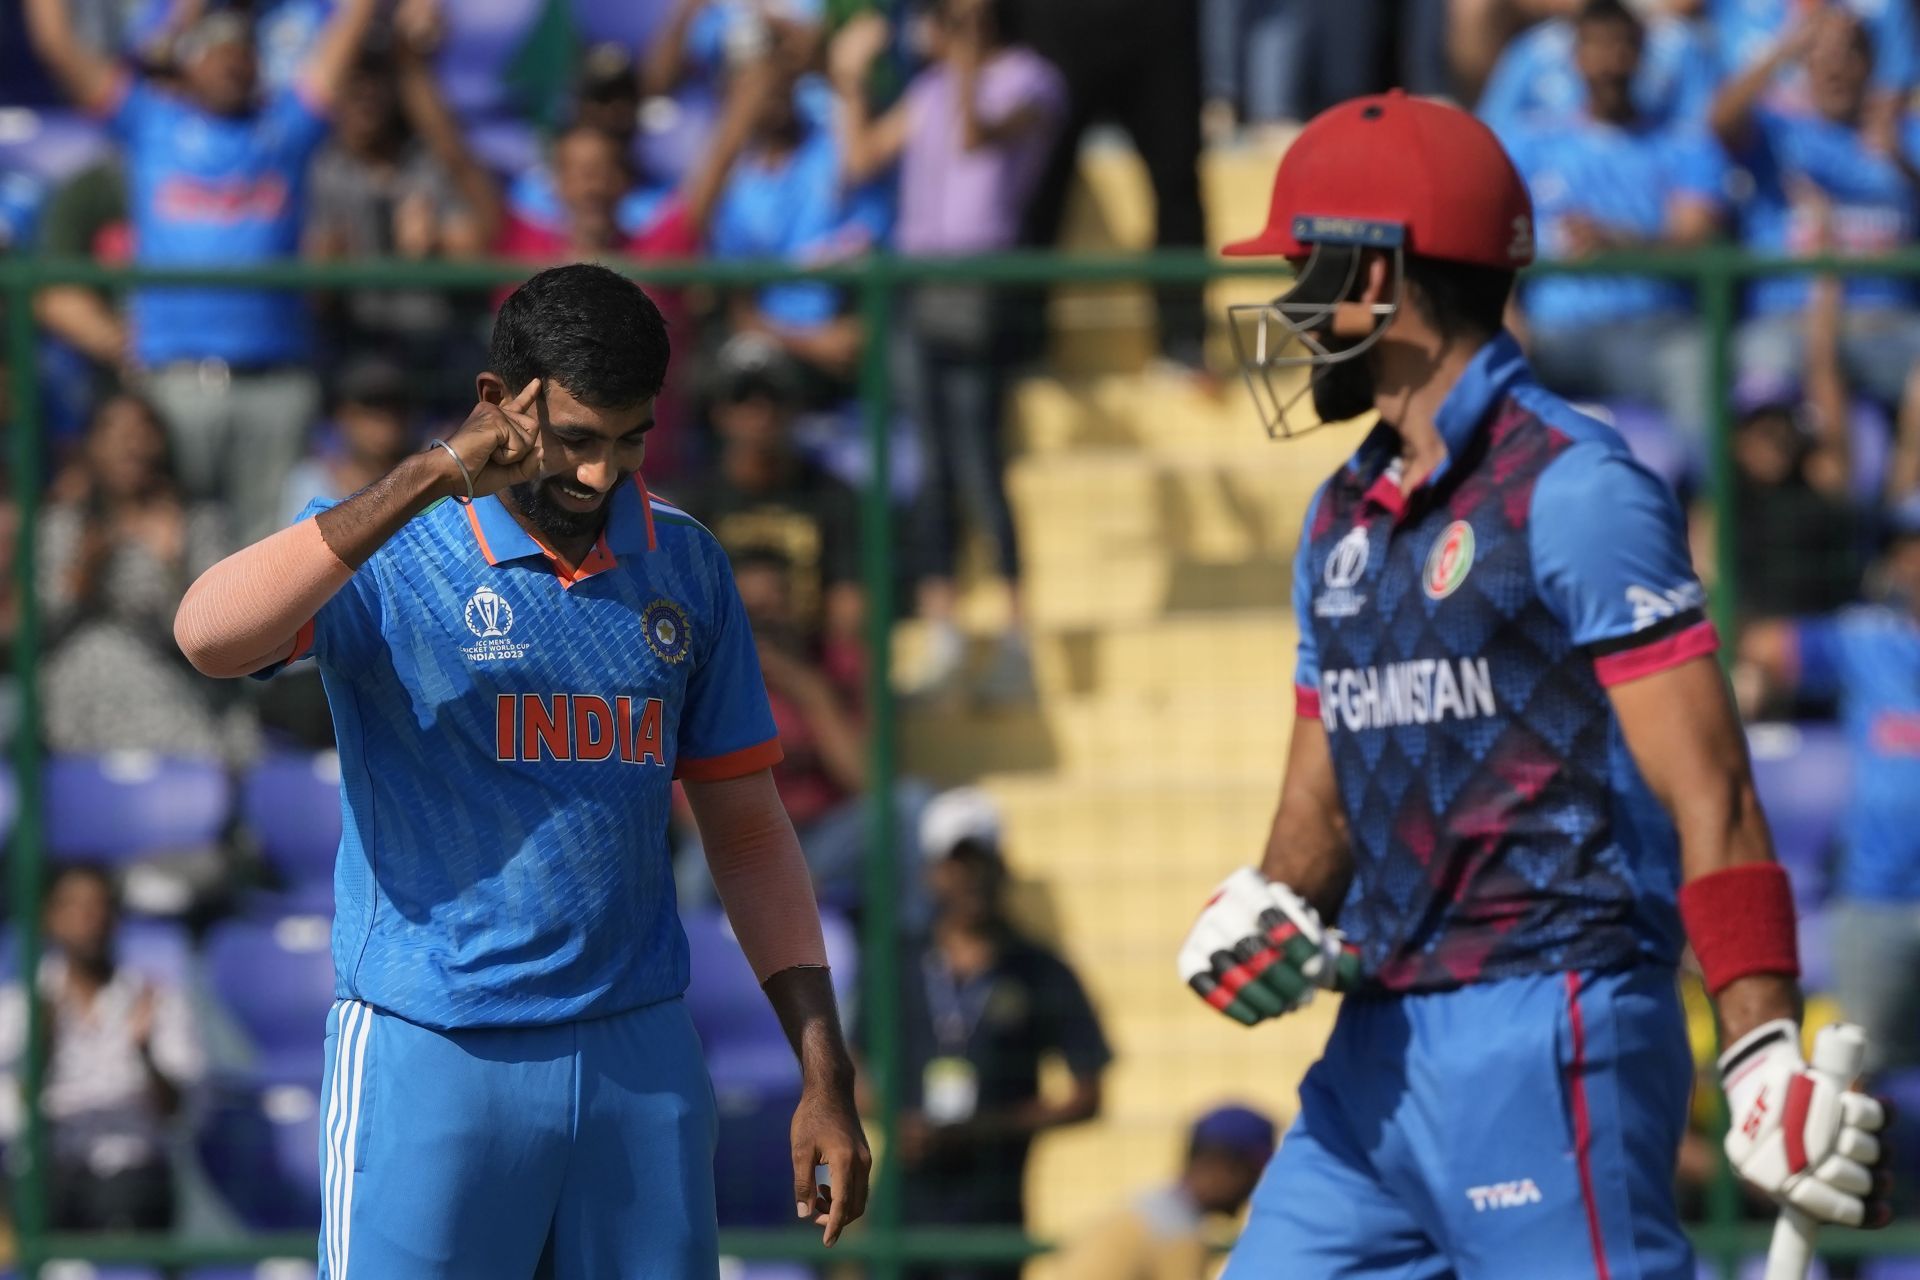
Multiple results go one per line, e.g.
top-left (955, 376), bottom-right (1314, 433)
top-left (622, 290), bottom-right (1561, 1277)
top-left (674, 737), bottom-right (784, 782)
top-left (1592, 619), bottom-right (1721, 688)
top-left (246, 619), bottom-right (316, 682)
top-left (1295, 682), bottom-right (1322, 720)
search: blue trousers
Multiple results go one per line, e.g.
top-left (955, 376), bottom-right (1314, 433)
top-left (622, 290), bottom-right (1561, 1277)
top-left (1226, 968), bottom-right (1694, 1279)
top-left (316, 996), bottom-right (718, 1279)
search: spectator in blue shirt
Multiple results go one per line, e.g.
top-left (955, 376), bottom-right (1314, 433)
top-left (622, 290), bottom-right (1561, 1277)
top-left (1477, 5), bottom-right (1717, 136)
top-left (1739, 499), bottom-right (1920, 1076)
top-left (1713, 8), bottom-right (1920, 415)
top-left (709, 60), bottom-right (892, 398)
top-left (1712, 0), bottom-right (1917, 109)
top-left (25, 0), bottom-right (379, 545)
top-left (1506, 0), bottom-right (1725, 444)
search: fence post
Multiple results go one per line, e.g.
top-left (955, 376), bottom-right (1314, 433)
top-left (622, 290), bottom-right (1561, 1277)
top-left (1704, 255), bottom-right (1738, 644)
top-left (856, 255), bottom-right (905, 1280)
top-left (8, 266), bottom-right (50, 1279)
top-left (1700, 254), bottom-right (1741, 1280)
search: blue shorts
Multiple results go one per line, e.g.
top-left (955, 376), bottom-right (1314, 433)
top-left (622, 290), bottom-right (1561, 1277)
top-left (316, 996), bottom-right (718, 1280)
top-left (1226, 968), bottom-right (1694, 1280)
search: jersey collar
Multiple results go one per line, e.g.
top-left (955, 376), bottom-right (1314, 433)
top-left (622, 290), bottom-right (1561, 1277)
top-left (461, 476), bottom-right (659, 588)
top-left (1347, 330), bottom-right (1533, 515)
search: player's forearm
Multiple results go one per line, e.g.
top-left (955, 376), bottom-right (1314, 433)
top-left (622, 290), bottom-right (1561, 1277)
top-left (176, 452), bottom-right (458, 676)
top-left (686, 771), bottom-right (833, 981)
top-left (1259, 719), bottom-right (1354, 916)
top-left (763, 966), bottom-right (857, 1094)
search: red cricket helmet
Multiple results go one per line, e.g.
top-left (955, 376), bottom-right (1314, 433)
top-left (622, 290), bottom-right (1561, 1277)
top-left (1223, 91), bottom-right (1534, 439)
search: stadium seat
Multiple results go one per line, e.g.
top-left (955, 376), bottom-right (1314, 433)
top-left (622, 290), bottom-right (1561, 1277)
top-left (0, 917), bottom-right (190, 987)
top-left (1864, 1261), bottom-right (1920, 1280)
top-left (187, 1266), bottom-right (315, 1280)
top-left (196, 1081), bottom-right (324, 1231)
top-left (1745, 723), bottom-right (1849, 906)
top-left (683, 909), bottom-right (810, 1227)
top-left (205, 914), bottom-right (334, 1086)
top-left (241, 752), bottom-right (343, 906)
top-left (45, 754), bottom-right (232, 864)
top-left (430, 0), bottom-right (549, 174)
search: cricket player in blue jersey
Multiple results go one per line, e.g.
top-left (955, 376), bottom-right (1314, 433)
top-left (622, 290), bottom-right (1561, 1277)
top-left (176, 264), bottom-right (869, 1278)
top-left (1178, 93), bottom-right (1892, 1276)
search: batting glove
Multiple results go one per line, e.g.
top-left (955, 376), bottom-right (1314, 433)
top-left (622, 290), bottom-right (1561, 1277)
top-left (1177, 868), bottom-right (1361, 1026)
top-left (1721, 1019), bottom-right (1891, 1228)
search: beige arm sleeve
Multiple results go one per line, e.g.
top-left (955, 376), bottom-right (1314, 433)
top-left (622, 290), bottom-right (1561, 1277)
top-left (684, 770), bottom-right (830, 983)
top-left (173, 519), bottom-right (355, 678)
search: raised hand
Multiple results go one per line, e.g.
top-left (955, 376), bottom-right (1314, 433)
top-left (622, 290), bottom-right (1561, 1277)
top-left (442, 379), bottom-right (544, 500)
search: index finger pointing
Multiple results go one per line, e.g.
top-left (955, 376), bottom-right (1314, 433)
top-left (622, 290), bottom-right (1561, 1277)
top-left (506, 378), bottom-right (542, 416)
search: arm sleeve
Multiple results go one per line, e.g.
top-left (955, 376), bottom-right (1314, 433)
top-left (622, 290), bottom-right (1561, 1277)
top-left (676, 545), bottom-right (784, 781)
top-left (1530, 444), bottom-right (1719, 686)
top-left (1668, 130), bottom-right (1729, 206)
top-left (693, 772), bottom-right (830, 982)
top-left (1291, 485), bottom-right (1326, 718)
top-left (1035, 953), bottom-right (1113, 1078)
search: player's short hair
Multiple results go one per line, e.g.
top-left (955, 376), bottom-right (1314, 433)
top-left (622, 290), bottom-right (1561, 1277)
top-left (490, 264), bottom-right (670, 410)
top-left (1574, 0), bottom-right (1641, 35)
top-left (44, 860), bottom-right (115, 905)
top-left (1401, 255), bottom-right (1515, 346)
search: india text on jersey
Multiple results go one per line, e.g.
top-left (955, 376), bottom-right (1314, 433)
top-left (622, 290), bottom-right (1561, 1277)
top-left (494, 693), bottom-right (668, 765)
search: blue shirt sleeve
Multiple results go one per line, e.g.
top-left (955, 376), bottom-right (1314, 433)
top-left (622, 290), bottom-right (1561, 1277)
top-left (1666, 129), bottom-right (1728, 205)
top-left (1790, 615), bottom-right (1846, 701)
top-left (262, 86), bottom-right (332, 161)
top-left (1292, 485), bottom-right (1325, 694)
top-left (106, 78), bottom-right (169, 144)
top-left (1871, 0), bottom-right (1918, 91)
top-left (676, 541), bottom-right (781, 775)
top-left (1530, 443), bottom-right (1710, 652)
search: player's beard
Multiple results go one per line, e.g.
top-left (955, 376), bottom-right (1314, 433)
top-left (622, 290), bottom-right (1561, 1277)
top-left (508, 475), bottom-right (626, 544)
top-left (1308, 332), bottom-right (1378, 426)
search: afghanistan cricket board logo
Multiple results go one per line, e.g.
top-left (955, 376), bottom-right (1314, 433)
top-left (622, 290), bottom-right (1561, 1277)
top-left (1423, 520), bottom-right (1476, 600)
top-left (461, 585), bottom-right (529, 663)
top-left (643, 599), bottom-right (692, 665)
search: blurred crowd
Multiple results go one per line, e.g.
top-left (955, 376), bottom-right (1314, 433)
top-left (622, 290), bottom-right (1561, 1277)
top-left (0, 0), bottom-right (1915, 1270)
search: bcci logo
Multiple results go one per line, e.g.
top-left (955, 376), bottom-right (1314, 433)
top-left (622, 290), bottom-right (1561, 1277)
top-left (1315, 525), bottom-right (1371, 619)
top-left (465, 585), bottom-right (514, 638)
top-left (461, 585), bottom-right (528, 663)
top-left (643, 599), bottom-right (692, 665)
top-left (1423, 520), bottom-right (1475, 600)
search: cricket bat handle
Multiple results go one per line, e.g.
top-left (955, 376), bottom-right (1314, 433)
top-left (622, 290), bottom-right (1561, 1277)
top-left (1763, 1023), bottom-right (1868, 1280)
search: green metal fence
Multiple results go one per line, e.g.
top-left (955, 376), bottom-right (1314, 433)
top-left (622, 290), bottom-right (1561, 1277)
top-left (2, 249), bottom-right (1916, 1277)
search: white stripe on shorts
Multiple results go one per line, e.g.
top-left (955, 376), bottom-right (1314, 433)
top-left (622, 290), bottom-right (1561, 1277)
top-left (323, 1001), bottom-right (370, 1279)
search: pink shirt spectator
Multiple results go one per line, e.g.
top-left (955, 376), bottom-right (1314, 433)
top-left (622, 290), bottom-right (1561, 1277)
top-left (895, 48), bottom-right (1068, 256)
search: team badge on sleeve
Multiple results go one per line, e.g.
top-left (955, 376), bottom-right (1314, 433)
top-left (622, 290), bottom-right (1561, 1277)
top-left (1423, 521), bottom-right (1475, 600)
top-left (642, 599), bottom-right (692, 664)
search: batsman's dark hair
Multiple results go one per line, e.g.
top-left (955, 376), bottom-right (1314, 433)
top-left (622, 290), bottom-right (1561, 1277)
top-left (1402, 255), bottom-right (1515, 346)
top-left (44, 859), bottom-right (115, 904)
top-left (1575, 0), bottom-right (1642, 33)
top-left (490, 264), bottom-right (670, 409)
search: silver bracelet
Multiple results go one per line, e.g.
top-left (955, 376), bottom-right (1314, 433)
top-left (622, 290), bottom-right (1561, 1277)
top-left (428, 438), bottom-right (474, 502)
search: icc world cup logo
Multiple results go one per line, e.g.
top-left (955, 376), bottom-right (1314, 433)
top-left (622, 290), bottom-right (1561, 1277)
top-left (465, 586), bottom-right (515, 639)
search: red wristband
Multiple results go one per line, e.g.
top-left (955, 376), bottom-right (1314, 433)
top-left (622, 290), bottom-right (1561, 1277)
top-left (1677, 862), bottom-right (1800, 996)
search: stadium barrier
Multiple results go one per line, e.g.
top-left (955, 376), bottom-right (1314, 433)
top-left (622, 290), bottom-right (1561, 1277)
top-left (3, 250), bottom-right (1917, 1279)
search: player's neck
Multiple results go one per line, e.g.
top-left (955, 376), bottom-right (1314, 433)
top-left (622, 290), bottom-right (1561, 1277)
top-left (1381, 334), bottom-right (1486, 493)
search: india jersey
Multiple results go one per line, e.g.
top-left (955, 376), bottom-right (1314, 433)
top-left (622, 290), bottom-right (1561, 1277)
top-left (1293, 334), bottom-right (1717, 992)
top-left (1792, 606), bottom-right (1920, 900)
top-left (269, 479), bottom-right (780, 1029)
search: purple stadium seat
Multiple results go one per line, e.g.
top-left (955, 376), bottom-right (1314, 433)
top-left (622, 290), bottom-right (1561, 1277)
top-left (117, 917), bottom-right (193, 988)
top-left (187, 1267), bottom-right (315, 1280)
top-left (242, 752), bottom-right (342, 904)
top-left (1864, 1261), bottom-right (1920, 1280)
top-left (206, 914), bottom-right (334, 1085)
top-left (431, 0), bottom-right (547, 172)
top-left (196, 1082), bottom-right (324, 1231)
top-left (0, 759), bottom-right (17, 846)
top-left (46, 754), bottom-right (233, 863)
top-left (685, 907), bottom-right (864, 1227)
top-left (568, 0), bottom-right (674, 49)
top-left (1746, 723), bottom-right (1849, 906)
top-left (1695, 1259), bottom-right (1829, 1280)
